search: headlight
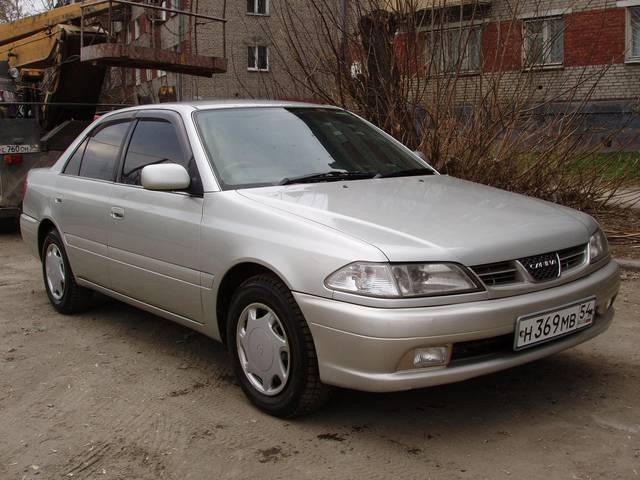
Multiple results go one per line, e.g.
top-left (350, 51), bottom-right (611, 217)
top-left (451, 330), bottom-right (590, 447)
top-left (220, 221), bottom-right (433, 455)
top-left (325, 262), bottom-right (481, 298)
top-left (588, 228), bottom-right (609, 263)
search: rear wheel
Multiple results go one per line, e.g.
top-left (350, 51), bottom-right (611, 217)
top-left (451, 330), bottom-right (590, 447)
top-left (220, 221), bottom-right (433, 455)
top-left (42, 229), bottom-right (93, 314)
top-left (226, 274), bottom-right (329, 417)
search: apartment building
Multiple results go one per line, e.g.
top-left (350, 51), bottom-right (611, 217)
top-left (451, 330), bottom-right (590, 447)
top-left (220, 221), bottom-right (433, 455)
top-left (110, 0), bottom-right (310, 103)
top-left (404, 0), bottom-right (640, 146)
top-left (114, 0), bottom-right (638, 146)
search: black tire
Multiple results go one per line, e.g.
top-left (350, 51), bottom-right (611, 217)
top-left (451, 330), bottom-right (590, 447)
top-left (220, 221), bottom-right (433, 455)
top-left (41, 229), bottom-right (94, 314)
top-left (0, 217), bottom-right (19, 233)
top-left (226, 274), bottom-right (330, 417)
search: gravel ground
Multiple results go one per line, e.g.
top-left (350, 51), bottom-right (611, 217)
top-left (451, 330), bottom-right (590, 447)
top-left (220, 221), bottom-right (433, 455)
top-left (1, 231), bottom-right (639, 480)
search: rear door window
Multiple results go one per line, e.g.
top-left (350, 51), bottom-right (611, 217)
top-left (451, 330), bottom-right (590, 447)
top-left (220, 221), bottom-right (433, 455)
top-left (79, 121), bottom-right (131, 181)
top-left (121, 119), bottom-right (189, 185)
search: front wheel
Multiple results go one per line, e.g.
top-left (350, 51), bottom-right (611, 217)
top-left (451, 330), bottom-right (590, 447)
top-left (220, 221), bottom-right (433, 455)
top-left (41, 229), bottom-right (94, 314)
top-left (226, 275), bottom-right (329, 417)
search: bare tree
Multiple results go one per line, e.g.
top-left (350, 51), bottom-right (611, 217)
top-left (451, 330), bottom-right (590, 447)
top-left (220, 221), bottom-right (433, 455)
top-left (251, 0), bottom-right (638, 211)
top-left (0, 0), bottom-right (24, 23)
top-left (0, 0), bottom-right (55, 23)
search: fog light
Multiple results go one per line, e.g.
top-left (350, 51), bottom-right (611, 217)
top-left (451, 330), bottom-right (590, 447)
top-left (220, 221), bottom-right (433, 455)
top-left (412, 346), bottom-right (450, 368)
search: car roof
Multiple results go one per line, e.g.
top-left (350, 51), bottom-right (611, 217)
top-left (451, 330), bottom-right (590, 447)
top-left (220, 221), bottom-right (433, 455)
top-left (96, 100), bottom-right (341, 123)
top-left (108, 99), bottom-right (338, 115)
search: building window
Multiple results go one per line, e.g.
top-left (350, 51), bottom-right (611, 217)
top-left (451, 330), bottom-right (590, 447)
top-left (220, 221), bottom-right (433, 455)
top-left (436, 26), bottom-right (482, 73)
top-left (247, 0), bottom-right (268, 15)
top-left (134, 17), bottom-right (141, 40)
top-left (135, 68), bottom-right (141, 85)
top-left (157, 69), bottom-right (167, 77)
top-left (248, 45), bottom-right (269, 71)
top-left (168, 0), bottom-right (179, 16)
top-left (626, 7), bottom-right (640, 61)
top-left (523, 16), bottom-right (564, 67)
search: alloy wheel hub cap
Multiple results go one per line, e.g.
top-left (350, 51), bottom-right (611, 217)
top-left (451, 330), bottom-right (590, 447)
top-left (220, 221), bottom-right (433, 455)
top-left (236, 303), bottom-right (290, 396)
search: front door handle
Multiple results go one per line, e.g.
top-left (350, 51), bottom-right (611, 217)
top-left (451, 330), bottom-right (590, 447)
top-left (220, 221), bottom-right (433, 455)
top-left (110, 207), bottom-right (125, 220)
top-left (54, 197), bottom-right (62, 204)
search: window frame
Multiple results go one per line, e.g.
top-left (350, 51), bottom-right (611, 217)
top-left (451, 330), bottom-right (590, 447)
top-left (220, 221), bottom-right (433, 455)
top-left (429, 25), bottom-right (483, 75)
top-left (134, 16), bottom-right (141, 40)
top-left (626, 6), bottom-right (640, 62)
top-left (247, 45), bottom-right (269, 72)
top-left (247, 0), bottom-right (269, 16)
top-left (116, 109), bottom-right (203, 196)
top-left (522, 15), bottom-right (565, 69)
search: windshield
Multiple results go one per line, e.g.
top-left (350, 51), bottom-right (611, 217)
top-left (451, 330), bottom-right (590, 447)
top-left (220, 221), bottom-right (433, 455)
top-left (194, 107), bottom-right (434, 188)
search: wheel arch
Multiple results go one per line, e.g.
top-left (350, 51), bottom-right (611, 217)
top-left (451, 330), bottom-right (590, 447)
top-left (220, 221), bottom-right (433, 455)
top-left (215, 261), bottom-right (291, 345)
top-left (37, 217), bottom-right (60, 259)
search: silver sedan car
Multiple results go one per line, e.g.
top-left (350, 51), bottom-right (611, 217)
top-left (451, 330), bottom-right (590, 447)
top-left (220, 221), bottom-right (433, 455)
top-left (21, 101), bottom-right (620, 417)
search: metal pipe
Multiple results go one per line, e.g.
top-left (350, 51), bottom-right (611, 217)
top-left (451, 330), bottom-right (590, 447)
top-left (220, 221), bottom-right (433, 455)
top-left (0, 102), bottom-right (131, 107)
top-left (87, 0), bottom-right (227, 23)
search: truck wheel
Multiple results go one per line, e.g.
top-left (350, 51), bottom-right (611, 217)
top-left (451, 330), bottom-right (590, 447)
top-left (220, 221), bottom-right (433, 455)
top-left (0, 217), bottom-right (19, 233)
top-left (226, 274), bottom-right (330, 417)
top-left (41, 229), bottom-right (93, 314)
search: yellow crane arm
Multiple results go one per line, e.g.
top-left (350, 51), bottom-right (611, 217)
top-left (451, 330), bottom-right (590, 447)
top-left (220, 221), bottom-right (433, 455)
top-left (0, 0), bottom-right (112, 47)
top-left (0, 26), bottom-right (64, 68)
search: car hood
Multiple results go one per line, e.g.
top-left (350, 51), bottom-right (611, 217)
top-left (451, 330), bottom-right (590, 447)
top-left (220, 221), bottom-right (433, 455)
top-left (237, 175), bottom-right (596, 265)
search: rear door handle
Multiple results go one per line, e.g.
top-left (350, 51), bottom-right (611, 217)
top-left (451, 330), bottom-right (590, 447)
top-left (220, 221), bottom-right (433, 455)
top-left (110, 207), bottom-right (125, 220)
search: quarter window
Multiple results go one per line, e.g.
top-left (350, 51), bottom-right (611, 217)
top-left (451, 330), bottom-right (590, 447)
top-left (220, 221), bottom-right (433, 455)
top-left (247, 0), bottom-right (267, 15)
top-left (79, 121), bottom-right (131, 181)
top-left (63, 138), bottom-right (88, 176)
top-left (523, 16), bottom-right (564, 67)
top-left (248, 45), bottom-right (269, 71)
top-left (627, 7), bottom-right (640, 61)
top-left (121, 119), bottom-right (188, 185)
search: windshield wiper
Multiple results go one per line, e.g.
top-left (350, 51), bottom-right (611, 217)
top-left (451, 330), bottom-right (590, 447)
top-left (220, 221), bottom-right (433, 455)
top-left (373, 168), bottom-right (436, 179)
top-left (278, 171), bottom-right (375, 185)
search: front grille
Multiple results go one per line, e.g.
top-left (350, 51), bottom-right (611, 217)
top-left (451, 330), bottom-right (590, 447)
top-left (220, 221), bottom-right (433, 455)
top-left (470, 261), bottom-right (519, 286)
top-left (471, 243), bottom-right (587, 287)
top-left (558, 244), bottom-right (587, 271)
top-left (517, 252), bottom-right (561, 281)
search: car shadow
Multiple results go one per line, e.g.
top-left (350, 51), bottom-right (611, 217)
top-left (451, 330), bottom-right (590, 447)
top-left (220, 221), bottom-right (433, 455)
top-left (85, 296), bottom-right (620, 440)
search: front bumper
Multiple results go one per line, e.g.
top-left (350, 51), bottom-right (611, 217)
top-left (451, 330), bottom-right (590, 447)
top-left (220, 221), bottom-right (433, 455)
top-left (294, 259), bottom-right (620, 392)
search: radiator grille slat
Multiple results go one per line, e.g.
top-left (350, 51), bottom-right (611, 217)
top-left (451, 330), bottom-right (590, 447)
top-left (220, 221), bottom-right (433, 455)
top-left (558, 244), bottom-right (587, 271)
top-left (471, 244), bottom-right (587, 287)
top-left (471, 261), bottom-right (518, 286)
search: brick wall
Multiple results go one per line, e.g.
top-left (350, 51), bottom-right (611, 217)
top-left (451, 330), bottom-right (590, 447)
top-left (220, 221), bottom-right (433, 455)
top-left (482, 19), bottom-right (523, 72)
top-left (564, 8), bottom-right (625, 66)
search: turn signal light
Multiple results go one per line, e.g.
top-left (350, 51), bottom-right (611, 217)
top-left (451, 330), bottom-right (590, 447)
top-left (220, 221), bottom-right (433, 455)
top-left (4, 154), bottom-right (23, 165)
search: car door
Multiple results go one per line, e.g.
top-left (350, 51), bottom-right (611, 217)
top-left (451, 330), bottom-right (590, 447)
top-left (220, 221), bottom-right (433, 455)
top-left (107, 110), bottom-right (205, 322)
top-left (53, 115), bottom-right (134, 288)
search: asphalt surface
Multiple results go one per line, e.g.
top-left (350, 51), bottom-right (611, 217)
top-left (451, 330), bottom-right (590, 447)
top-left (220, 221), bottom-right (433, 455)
top-left (1, 230), bottom-right (639, 479)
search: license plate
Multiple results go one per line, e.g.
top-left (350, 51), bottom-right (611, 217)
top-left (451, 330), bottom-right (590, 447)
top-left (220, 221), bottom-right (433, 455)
top-left (0, 144), bottom-right (39, 154)
top-left (514, 297), bottom-right (596, 351)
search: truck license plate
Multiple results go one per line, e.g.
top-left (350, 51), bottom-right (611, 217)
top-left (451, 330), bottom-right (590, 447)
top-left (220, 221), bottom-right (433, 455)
top-left (0, 144), bottom-right (40, 154)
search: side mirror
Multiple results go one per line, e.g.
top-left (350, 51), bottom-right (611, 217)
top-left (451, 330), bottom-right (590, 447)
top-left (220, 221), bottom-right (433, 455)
top-left (141, 163), bottom-right (190, 191)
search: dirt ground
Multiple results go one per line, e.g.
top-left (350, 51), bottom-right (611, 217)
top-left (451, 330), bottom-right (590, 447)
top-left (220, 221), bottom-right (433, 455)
top-left (1, 231), bottom-right (639, 480)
